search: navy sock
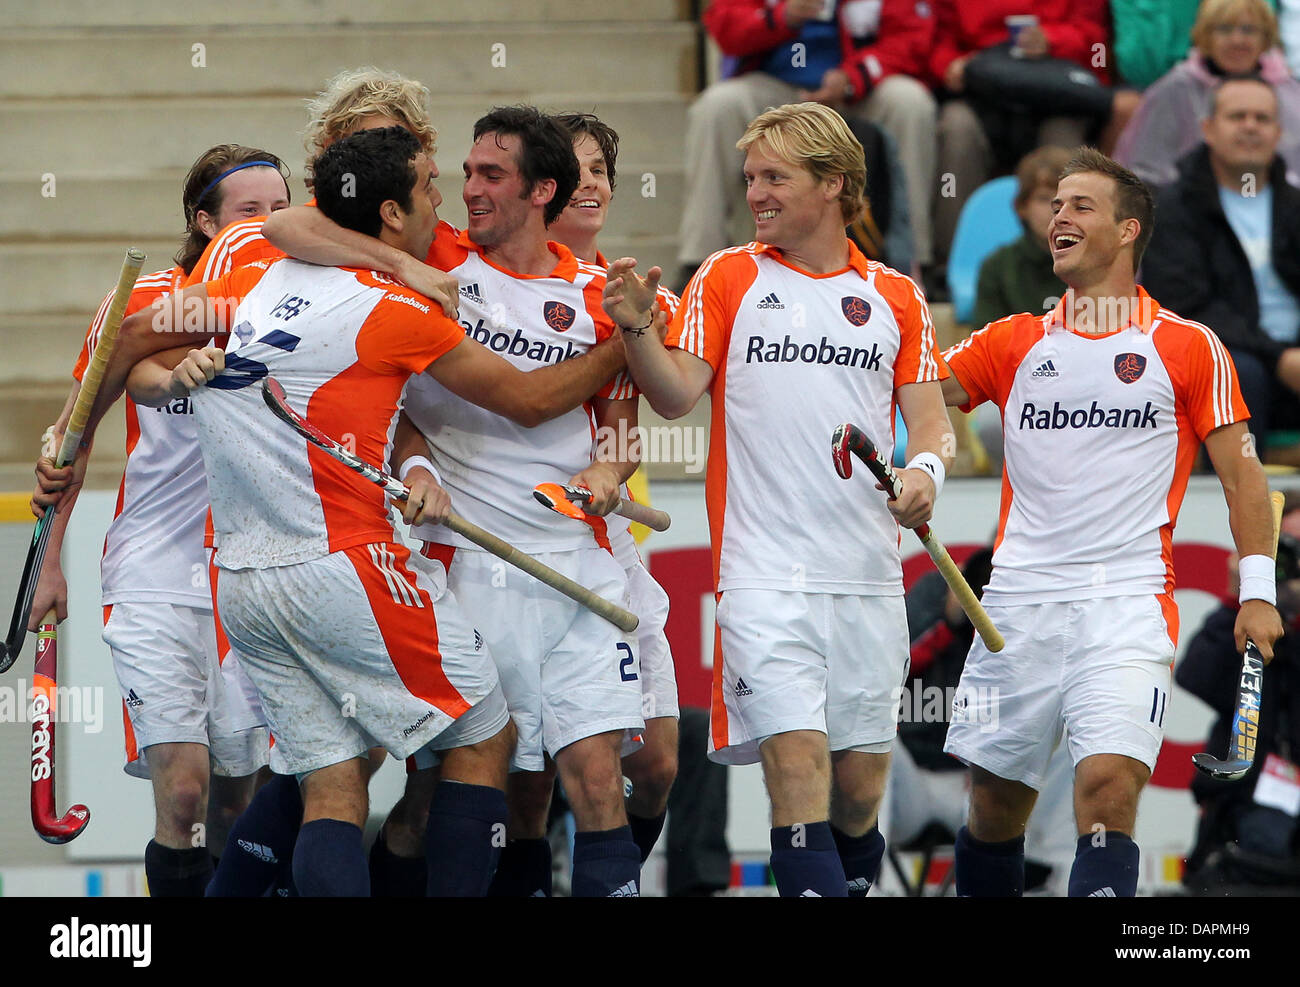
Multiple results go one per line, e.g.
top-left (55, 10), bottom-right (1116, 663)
top-left (954, 826), bottom-right (1024, 897)
top-left (292, 819), bottom-right (368, 897)
top-left (769, 822), bottom-right (847, 897)
top-left (368, 828), bottom-right (427, 897)
top-left (145, 840), bottom-right (213, 897)
top-left (488, 837), bottom-right (553, 897)
top-left (1069, 831), bottom-right (1139, 897)
top-left (425, 781), bottom-right (508, 897)
top-left (628, 811), bottom-right (667, 863)
top-left (831, 824), bottom-right (886, 897)
top-left (206, 773), bottom-right (302, 897)
top-left (571, 826), bottom-right (641, 897)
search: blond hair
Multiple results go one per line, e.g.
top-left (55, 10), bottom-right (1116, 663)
top-left (736, 103), bottom-right (867, 225)
top-left (302, 67), bottom-right (436, 187)
top-left (1192, 0), bottom-right (1279, 55)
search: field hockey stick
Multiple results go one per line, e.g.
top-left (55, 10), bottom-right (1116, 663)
top-left (31, 617), bottom-right (90, 843)
top-left (832, 422), bottom-right (1004, 653)
top-left (1191, 489), bottom-right (1286, 781)
top-left (532, 482), bottom-right (671, 532)
top-left (261, 378), bottom-right (638, 633)
top-left (3, 248), bottom-right (146, 672)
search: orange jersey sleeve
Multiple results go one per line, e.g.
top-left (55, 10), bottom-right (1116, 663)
top-left (873, 267), bottom-right (949, 389)
top-left (665, 249), bottom-right (760, 377)
top-left (1153, 315), bottom-right (1250, 440)
top-left (353, 278), bottom-right (466, 376)
top-left (204, 260), bottom-right (276, 331)
top-left (944, 314), bottom-right (1045, 413)
top-left (185, 217), bottom-right (285, 287)
top-left (73, 268), bottom-right (183, 382)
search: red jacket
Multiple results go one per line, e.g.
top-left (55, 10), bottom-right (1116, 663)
top-left (928, 0), bottom-right (1111, 86)
top-left (704, 0), bottom-right (934, 99)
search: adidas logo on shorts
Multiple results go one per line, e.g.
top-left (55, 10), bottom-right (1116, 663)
top-left (608, 880), bottom-right (640, 897)
top-left (125, 689), bottom-right (143, 708)
top-left (1031, 360), bottom-right (1060, 378)
top-left (734, 677), bottom-right (753, 697)
top-left (799, 889), bottom-right (822, 897)
top-left (756, 292), bottom-right (784, 310)
top-left (1088, 886), bottom-right (1118, 897)
top-left (237, 839), bottom-right (277, 864)
top-left (460, 282), bottom-right (484, 303)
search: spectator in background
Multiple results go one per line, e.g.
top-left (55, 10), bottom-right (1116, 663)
top-left (678, 0), bottom-right (936, 287)
top-left (1115, 0), bottom-right (1300, 189)
top-left (971, 145), bottom-right (1069, 328)
top-left (1283, 0), bottom-right (1300, 77)
top-left (1178, 525), bottom-right (1300, 894)
top-left (931, 1), bottom-right (1139, 269)
top-left (1141, 76), bottom-right (1300, 450)
top-left (1109, 0), bottom-right (1202, 90)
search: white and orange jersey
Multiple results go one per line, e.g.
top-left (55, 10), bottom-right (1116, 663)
top-left (72, 266), bottom-right (210, 607)
top-left (665, 240), bottom-right (946, 595)
top-left (404, 223), bottom-right (634, 553)
top-left (944, 288), bottom-right (1248, 638)
top-left (187, 217), bottom-right (286, 286)
top-left (183, 215), bottom-right (287, 552)
top-left (193, 258), bottom-right (463, 570)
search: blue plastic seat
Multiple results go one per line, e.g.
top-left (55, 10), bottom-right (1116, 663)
top-left (947, 176), bottom-right (1022, 323)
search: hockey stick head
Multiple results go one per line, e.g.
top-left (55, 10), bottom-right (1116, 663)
top-left (30, 625), bottom-right (90, 844)
top-left (831, 422), bottom-right (869, 479)
top-left (533, 482), bottom-right (591, 521)
top-left (33, 803), bottom-right (91, 846)
top-left (1192, 641), bottom-right (1264, 781)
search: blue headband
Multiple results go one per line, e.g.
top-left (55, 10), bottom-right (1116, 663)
top-left (194, 160), bottom-right (281, 213)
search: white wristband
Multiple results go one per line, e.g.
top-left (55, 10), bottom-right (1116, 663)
top-left (1238, 554), bottom-right (1277, 606)
top-left (398, 455), bottom-right (441, 487)
top-left (906, 452), bottom-right (946, 500)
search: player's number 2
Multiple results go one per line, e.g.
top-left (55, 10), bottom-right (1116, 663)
top-left (617, 642), bottom-right (637, 682)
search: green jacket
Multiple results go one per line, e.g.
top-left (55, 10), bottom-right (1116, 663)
top-left (972, 233), bottom-right (1064, 329)
top-left (1110, 0), bottom-right (1202, 89)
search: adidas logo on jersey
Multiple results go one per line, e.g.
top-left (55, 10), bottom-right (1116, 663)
top-left (460, 282), bottom-right (483, 303)
top-left (1031, 360), bottom-right (1060, 378)
top-left (734, 677), bottom-right (753, 697)
top-left (473, 629), bottom-right (484, 651)
top-left (756, 292), bottom-right (785, 310)
top-left (608, 880), bottom-right (640, 897)
top-left (745, 335), bottom-right (883, 371)
top-left (1018, 400), bottom-right (1158, 431)
top-left (125, 689), bottom-right (143, 708)
top-left (237, 839), bottom-right (277, 864)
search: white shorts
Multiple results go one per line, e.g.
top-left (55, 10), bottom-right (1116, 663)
top-left (216, 542), bottom-right (505, 778)
top-left (620, 560), bottom-right (680, 755)
top-left (421, 543), bottom-right (643, 772)
top-left (709, 589), bottom-right (910, 765)
top-left (943, 595), bottom-right (1175, 790)
top-left (103, 602), bottom-right (268, 779)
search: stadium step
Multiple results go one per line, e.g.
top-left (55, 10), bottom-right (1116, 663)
top-left (8, 0), bottom-right (688, 28)
top-left (0, 24), bottom-right (696, 100)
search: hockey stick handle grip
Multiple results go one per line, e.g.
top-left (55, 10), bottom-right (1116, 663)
top-left (616, 499), bottom-right (671, 532)
top-left (1271, 490), bottom-right (1285, 557)
top-left (59, 248), bottom-right (147, 466)
top-left (918, 530), bottom-right (1005, 653)
top-left (441, 513), bottom-right (638, 633)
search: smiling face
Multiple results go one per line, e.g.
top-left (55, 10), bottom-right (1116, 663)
top-left (743, 139), bottom-right (841, 253)
top-left (1204, 78), bottom-right (1282, 178)
top-left (549, 135), bottom-right (612, 244)
top-left (197, 166), bottom-right (290, 237)
top-left (462, 131), bottom-right (537, 248)
top-left (1204, 15), bottom-right (1268, 74)
top-left (1049, 172), bottom-right (1138, 285)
